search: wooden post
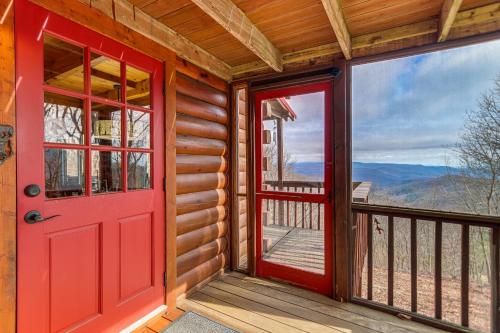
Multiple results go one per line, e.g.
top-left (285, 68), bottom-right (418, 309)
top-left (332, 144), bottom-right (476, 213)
top-left (0, 1), bottom-right (17, 331)
top-left (333, 58), bottom-right (349, 302)
top-left (492, 227), bottom-right (500, 333)
top-left (164, 54), bottom-right (178, 313)
top-left (276, 117), bottom-right (285, 225)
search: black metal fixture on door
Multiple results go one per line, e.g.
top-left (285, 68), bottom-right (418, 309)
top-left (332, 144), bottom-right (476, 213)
top-left (24, 211), bottom-right (61, 224)
top-left (0, 125), bottom-right (13, 166)
top-left (24, 184), bottom-right (41, 197)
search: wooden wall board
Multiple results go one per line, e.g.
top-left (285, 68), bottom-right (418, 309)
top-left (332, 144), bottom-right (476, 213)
top-left (0, 0), bottom-right (16, 331)
top-left (175, 63), bottom-right (230, 298)
top-left (165, 53), bottom-right (178, 313)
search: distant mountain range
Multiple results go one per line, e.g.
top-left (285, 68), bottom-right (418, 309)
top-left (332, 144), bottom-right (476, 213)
top-left (291, 161), bottom-right (460, 187)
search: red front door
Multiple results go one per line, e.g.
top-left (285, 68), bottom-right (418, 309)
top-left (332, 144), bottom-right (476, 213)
top-left (16, 1), bottom-right (165, 332)
top-left (255, 81), bottom-right (334, 296)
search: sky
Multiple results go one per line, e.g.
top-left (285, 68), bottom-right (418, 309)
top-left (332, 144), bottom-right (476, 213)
top-left (264, 92), bottom-right (325, 164)
top-left (267, 39), bottom-right (500, 167)
top-left (352, 39), bottom-right (500, 166)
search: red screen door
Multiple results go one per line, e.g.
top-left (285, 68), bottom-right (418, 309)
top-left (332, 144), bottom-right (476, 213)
top-left (16, 2), bottom-right (165, 332)
top-left (255, 81), bottom-right (333, 296)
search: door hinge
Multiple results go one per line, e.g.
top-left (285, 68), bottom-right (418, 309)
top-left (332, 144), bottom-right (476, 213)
top-left (163, 177), bottom-right (166, 191)
top-left (163, 271), bottom-right (167, 287)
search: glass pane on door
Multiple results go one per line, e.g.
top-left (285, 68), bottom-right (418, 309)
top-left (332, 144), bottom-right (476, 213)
top-left (261, 92), bottom-right (325, 194)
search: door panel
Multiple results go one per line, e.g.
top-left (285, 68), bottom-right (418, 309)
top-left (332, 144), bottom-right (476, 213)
top-left (16, 1), bottom-right (165, 332)
top-left (255, 82), bottom-right (333, 296)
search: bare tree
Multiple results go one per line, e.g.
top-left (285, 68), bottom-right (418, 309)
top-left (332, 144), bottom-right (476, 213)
top-left (454, 74), bottom-right (500, 216)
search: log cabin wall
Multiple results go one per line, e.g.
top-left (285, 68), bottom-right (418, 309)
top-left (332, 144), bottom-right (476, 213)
top-left (174, 59), bottom-right (230, 297)
top-left (231, 86), bottom-right (249, 271)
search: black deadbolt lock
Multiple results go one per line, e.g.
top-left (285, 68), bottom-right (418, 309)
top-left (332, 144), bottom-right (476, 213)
top-left (24, 184), bottom-right (41, 197)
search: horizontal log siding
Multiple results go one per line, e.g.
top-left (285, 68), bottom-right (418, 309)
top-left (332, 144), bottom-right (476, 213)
top-left (175, 70), bottom-right (229, 297)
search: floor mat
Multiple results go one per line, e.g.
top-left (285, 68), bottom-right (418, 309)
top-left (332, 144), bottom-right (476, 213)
top-left (162, 311), bottom-right (239, 333)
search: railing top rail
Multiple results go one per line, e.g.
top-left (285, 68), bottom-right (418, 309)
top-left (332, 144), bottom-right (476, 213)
top-left (352, 202), bottom-right (500, 226)
top-left (263, 180), bottom-right (324, 188)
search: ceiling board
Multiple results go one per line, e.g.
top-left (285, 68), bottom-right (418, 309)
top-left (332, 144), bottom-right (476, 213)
top-left (132, 0), bottom-right (499, 68)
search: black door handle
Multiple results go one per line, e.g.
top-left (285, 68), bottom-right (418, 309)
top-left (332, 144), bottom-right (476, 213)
top-left (24, 210), bottom-right (61, 224)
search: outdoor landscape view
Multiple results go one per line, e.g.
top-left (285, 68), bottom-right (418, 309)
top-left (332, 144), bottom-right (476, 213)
top-left (263, 39), bottom-right (500, 332)
top-left (352, 40), bottom-right (500, 332)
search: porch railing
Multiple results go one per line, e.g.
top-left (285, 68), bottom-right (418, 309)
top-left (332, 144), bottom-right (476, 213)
top-left (352, 203), bottom-right (500, 333)
top-left (263, 180), bottom-right (325, 230)
top-left (262, 181), bottom-right (371, 231)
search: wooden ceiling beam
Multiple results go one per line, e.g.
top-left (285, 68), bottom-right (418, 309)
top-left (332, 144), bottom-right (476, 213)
top-left (32, 0), bottom-right (232, 80)
top-left (233, 3), bottom-right (500, 79)
top-left (320, 0), bottom-right (352, 60)
top-left (189, 0), bottom-right (282, 72)
top-left (438, 0), bottom-right (464, 42)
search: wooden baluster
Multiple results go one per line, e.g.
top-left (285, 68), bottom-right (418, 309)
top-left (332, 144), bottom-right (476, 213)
top-left (461, 224), bottom-right (470, 327)
top-left (411, 217), bottom-right (417, 312)
top-left (435, 220), bottom-right (443, 320)
top-left (492, 227), bottom-right (500, 332)
top-left (309, 187), bottom-right (312, 230)
top-left (388, 215), bottom-right (394, 306)
top-left (273, 186), bottom-right (276, 225)
top-left (294, 187), bottom-right (297, 227)
top-left (286, 187), bottom-right (289, 227)
top-left (302, 187), bottom-right (305, 228)
top-left (367, 213), bottom-right (373, 301)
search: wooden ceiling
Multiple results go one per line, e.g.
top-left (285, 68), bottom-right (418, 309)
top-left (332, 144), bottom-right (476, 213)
top-left (72, 0), bottom-right (500, 80)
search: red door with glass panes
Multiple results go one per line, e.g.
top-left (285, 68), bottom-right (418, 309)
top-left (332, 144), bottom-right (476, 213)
top-left (16, 1), bottom-right (165, 332)
top-left (255, 81), bottom-right (334, 296)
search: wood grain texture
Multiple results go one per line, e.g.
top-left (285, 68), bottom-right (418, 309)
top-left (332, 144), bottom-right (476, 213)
top-left (177, 206), bottom-right (227, 235)
top-left (320, 0), bottom-right (352, 59)
top-left (0, 1), bottom-right (16, 331)
top-left (190, 0), bottom-right (283, 71)
top-left (177, 154), bottom-right (227, 174)
top-left (233, 3), bottom-right (500, 78)
top-left (175, 61), bottom-right (229, 298)
top-left (165, 54), bottom-right (178, 312)
top-left (438, 0), bottom-right (464, 42)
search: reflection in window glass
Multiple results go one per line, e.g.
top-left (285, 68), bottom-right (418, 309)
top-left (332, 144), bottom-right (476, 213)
top-left (44, 34), bottom-right (84, 93)
top-left (92, 151), bottom-right (122, 194)
top-left (127, 152), bottom-right (151, 190)
top-left (126, 65), bottom-right (150, 108)
top-left (127, 110), bottom-right (150, 148)
top-left (44, 92), bottom-right (84, 144)
top-left (91, 103), bottom-right (121, 146)
top-left (90, 53), bottom-right (122, 101)
top-left (45, 149), bottom-right (85, 198)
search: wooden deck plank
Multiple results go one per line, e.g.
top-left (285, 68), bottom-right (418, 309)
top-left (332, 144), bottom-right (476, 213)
top-left (189, 290), bottom-right (303, 333)
top-left (178, 297), bottom-right (269, 333)
top-left (208, 279), bottom-right (373, 333)
top-left (226, 272), bottom-right (445, 333)
top-left (219, 274), bottom-right (414, 333)
top-left (145, 316), bottom-right (172, 332)
top-left (263, 226), bottom-right (325, 274)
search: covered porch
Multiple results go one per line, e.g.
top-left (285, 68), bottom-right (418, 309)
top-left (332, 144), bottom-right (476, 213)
top-left (0, 0), bottom-right (499, 332)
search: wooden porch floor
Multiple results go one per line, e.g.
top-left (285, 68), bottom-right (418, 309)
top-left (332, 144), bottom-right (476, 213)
top-left (134, 272), bottom-right (445, 333)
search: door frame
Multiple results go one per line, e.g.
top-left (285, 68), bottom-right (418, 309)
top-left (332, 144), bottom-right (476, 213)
top-left (254, 81), bottom-right (334, 296)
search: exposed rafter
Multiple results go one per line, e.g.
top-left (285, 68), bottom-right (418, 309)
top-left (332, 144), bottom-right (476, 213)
top-left (40, 0), bottom-right (233, 80)
top-left (320, 0), bottom-right (352, 60)
top-left (438, 0), bottom-right (464, 42)
top-left (189, 0), bottom-right (282, 72)
top-left (233, 3), bottom-right (500, 78)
